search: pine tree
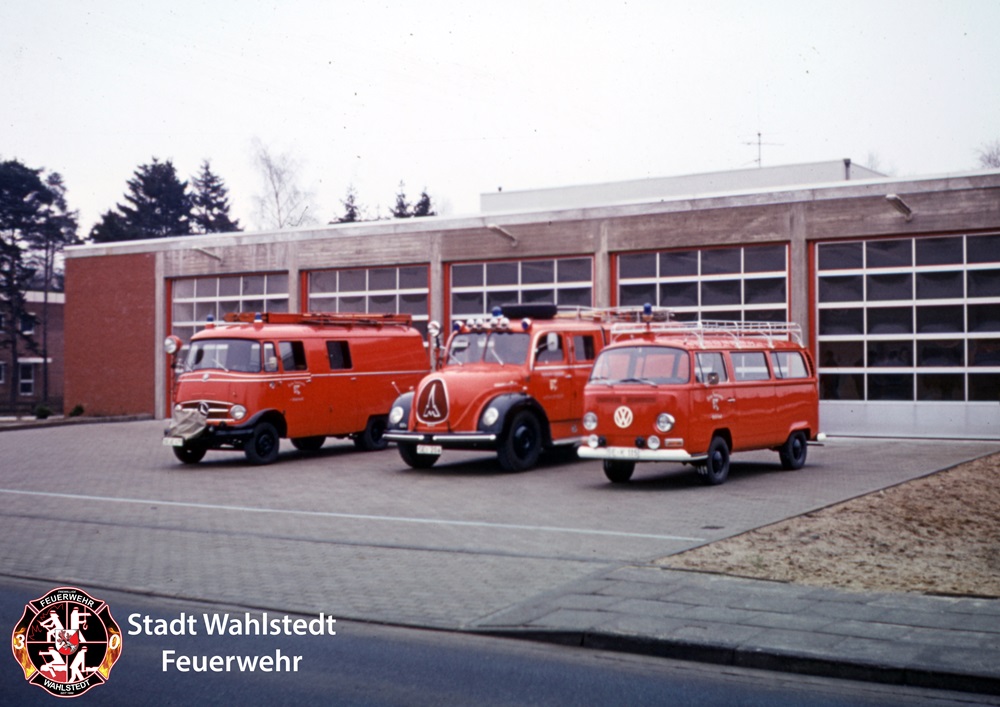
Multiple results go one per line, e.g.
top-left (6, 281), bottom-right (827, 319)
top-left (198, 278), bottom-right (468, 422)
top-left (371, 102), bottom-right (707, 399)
top-left (192, 160), bottom-right (241, 233)
top-left (337, 185), bottom-right (361, 223)
top-left (90, 158), bottom-right (193, 242)
top-left (390, 181), bottom-right (412, 218)
top-left (413, 190), bottom-right (436, 217)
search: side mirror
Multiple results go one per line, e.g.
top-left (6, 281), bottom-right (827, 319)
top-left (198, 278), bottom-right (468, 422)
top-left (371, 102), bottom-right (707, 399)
top-left (545, 332), bottom-right (559, 352)
top-left (706, 372), bottom-right (720, 386)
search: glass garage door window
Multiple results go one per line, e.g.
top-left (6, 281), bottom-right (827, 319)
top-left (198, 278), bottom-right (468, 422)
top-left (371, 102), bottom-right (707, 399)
top-left (449, 257), bottom-right (593, 325)
top-left (307, 265), bottom-right (430, 334)
top-left (817, 233), bottom-right (1000, 403)
top-left (617, 244), bottom-right (789, 323)
top-left (170, 273), bottom-right (289, 343)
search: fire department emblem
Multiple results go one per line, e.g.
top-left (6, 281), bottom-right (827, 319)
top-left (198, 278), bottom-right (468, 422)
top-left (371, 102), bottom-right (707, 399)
top-left (11, 586), bottom-right (122, 699)
top-left (416, 378), bottom-right (449, 425)
top-left (614, 405), bottom-right (634, 429)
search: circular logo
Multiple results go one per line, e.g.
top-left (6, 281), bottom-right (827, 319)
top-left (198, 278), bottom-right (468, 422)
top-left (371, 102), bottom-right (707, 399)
top-left (614, 406), bottom-right (634, 429)
top-left (11, 586), bottom-right (122, 699)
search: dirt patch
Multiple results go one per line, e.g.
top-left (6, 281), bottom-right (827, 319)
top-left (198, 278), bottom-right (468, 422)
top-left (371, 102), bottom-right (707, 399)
top-left (659, 452), bottom-right (1000, 597)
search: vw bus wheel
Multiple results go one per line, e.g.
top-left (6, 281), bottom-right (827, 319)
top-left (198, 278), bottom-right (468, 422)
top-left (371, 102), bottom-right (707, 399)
top-left (398, 443), bottom-right (439, 469)
top-left (291, 436), bottom-right (326, 452)
top-left (245, 422), bottom-right (280, 465)
top-left (354, 416), bottom-right (389, 452)
top-left (498, 410), bottom-right (542, 472)
top-left (699, 436), bottom-right (730, 485)
top-left (603, 460), bottom-right (635, 484)
top-left (173, 444), bottom-right (206, 465)
top-left (779, 430), bottom-right (808, 470)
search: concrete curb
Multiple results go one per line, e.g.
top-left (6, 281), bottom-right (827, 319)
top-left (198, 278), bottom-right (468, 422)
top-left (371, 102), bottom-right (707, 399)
top-left (0, 414), bottom-right (154, 432)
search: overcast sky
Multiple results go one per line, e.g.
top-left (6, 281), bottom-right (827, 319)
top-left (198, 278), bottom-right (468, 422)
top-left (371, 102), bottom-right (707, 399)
top-left (3, 1), bottom-right (998, 235)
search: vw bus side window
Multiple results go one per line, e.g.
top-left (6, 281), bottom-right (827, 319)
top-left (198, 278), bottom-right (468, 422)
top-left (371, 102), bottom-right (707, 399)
top-left (186, 339), bottom-right (261, 373)
top-left (263, 342), bottom-right (278, 372)
top-left (327, 341), bottom-right (353, 370)
top-left (279, 341), bottom-right (308, 371)
top-left (695, 352), bottom-right (728, 384)
top-left (771, 351), bottom-right (810, 379)
top-left (732, 351), bottom-right (771, 381)
top-left (534, 332), bottom-right (564, 365)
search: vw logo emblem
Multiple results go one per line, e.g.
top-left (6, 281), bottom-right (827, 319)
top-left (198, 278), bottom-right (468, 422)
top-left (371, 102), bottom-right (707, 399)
top-left (614, 406), bottom-right (633, 429)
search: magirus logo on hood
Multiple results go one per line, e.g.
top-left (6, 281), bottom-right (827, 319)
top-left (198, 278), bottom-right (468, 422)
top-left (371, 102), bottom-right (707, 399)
top-left (416, 378), bottom-right (449, 425)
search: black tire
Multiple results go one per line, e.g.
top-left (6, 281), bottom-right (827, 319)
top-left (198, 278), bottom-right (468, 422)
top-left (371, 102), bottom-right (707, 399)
top-left (291, 436), bottom-right (326, 452)
top-left (398, 442), bottom-right (440, 469)
top-left (779, 430), bottom-right (808, 470)
top-left (172, 444), bottom-right (206, 465)
top-left (603, 459), bottom-right (635, 484)
top-left (699, 436), bottom-right (730, 485)
top-left (354, 416), bottom-right (389, 452)
top-left (244, 422), bottom-right (280, 465)
top-left (497, 410), bottom-right (542, 472)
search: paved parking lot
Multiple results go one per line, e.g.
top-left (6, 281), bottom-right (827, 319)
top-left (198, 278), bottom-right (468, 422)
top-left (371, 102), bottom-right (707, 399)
top-left (1, 420), bottom-right (996, 629)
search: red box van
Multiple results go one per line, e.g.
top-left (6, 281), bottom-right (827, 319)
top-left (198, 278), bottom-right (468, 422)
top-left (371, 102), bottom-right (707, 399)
top-left (577, 319), bottom-right (822, 485)
top-left (163, 312), bottom-right (429, 464)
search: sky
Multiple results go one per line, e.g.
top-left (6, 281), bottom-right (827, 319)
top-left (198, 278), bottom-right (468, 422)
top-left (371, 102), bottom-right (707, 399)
top-left (2, 0), bottom-right (999, 236)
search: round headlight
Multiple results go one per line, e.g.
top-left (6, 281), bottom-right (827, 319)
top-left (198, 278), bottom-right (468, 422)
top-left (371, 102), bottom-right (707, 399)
top-left (427, 320), bottom-right (441, 337)
top-left (231, 405), bottom-right (247, 421)
top-left (655, 413), bottom-right (675, 433)
top-left (647, 435), bottom-right (661, 450)
top-left (389, 406), bottom-right (405, 425)
top-left (164, 335), bottom-right (182, 355)
top-left (583, 412), bottom-right (598, 431)
top-left (482, 407), bottom-right (500, 427)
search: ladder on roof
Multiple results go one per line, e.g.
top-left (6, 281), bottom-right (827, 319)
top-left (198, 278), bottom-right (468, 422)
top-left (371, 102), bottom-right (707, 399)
top-left (610, 319), bottom-right (802, 347)
top-left (222, 311), bottom-right (414, 328)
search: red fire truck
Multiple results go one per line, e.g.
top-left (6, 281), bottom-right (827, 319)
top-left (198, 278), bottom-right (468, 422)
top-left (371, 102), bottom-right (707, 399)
top-left (384, 304), bottom-right (646, 472)
top-left (577, 318), bottom-right (822, 485)
top-left (163, 312), bottom-right (429, 465)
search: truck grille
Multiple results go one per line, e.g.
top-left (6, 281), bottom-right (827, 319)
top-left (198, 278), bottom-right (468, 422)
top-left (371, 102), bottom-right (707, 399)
top-left (176, 400), bottom-right (233, 422)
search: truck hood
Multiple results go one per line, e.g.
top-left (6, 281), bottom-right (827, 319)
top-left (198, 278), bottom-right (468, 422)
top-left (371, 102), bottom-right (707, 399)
top-left (411, 365), bottom-right (525, 433)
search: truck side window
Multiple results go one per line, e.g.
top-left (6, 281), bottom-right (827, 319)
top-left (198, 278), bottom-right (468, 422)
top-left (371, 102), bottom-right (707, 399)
top-left (327, 341), bottom-right (353, 370)
top-left (572, 335), bottom-right (596, 362)
top-left (771, 351), bottom-right (809, 379)
top-left (732, 351), bottom-right (770, 381)
top-left (695, 352), bottom-right (728, 383)
top-left (535, 332), bottom-right (564, 365)
top-left (279, 341), bottom-right (308, 371)
top-left (263, 343), bottom-right (279, 372)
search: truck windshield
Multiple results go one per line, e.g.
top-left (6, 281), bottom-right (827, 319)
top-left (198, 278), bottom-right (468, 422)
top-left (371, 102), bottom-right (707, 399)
top-left (185, 339), bottom-right (262, 373)
top-left (590, 346), bottom-right (690, 385)
top-left (447, 332), bottom-right (530, 366)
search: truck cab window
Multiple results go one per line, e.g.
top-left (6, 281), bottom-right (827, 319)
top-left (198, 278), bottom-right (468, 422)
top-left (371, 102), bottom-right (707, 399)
top-left (327, 341), bottom-right (353, 370)
top-left (573, 335), bottom-right (596, 362)
top-left (279, 341), bottom-right (308, 371)
top-left (263, 342), bottom-right (278, 372)
top-left (534, 332), bottom-right (564, 365)
top-left (695, 352), bottom-right (729, 383)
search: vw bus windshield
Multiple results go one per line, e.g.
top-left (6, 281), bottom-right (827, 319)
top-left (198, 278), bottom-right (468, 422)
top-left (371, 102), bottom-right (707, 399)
top-left (446, 331), bottom-right (530, 366)
top-left (185, 339), bottom-right (262, 373)
top-left (590, 346), bottom-right (690, 385)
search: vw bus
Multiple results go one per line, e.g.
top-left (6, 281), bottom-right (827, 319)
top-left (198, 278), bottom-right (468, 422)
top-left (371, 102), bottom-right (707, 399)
top-left (384, 304), bottom-right (624, 472)
top-left (577, 318), bottom-right (822, 485)
top-left (163, 312), bottom-right (429, 465)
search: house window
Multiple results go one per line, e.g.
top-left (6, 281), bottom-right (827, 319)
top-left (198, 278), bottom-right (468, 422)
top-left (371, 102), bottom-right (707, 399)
top-left (19, 363), bottom-right (34, 396)
top-left (170, 273), bottom-right (290, 343)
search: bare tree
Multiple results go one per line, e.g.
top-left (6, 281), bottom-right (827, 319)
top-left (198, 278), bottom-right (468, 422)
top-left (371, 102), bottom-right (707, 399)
top-left (977, 140), bottom-right (1000, 169)
top-left (250, 138), bottom-right (317, 229)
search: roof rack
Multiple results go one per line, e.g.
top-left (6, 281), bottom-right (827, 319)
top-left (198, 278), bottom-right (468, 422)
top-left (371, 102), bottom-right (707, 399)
top-left (222, 312), bottom-right (414, 328)
top-left (498, 303), bottom-right (674, 323)
top-left (611, 319), bottom-right (802, 347)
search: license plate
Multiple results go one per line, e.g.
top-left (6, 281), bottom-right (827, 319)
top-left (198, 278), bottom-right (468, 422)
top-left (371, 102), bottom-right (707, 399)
top-left (417, 444), bottom-right (443, 455)
top-left (609, 447), bottom-right (640, 459)
top-left (163, 437), bottom-right (185, 447)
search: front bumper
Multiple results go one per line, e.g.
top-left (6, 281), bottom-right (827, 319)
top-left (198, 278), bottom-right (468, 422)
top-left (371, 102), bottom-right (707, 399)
top-left (384, 430), bottom-right (498, 450)
top-left (577, 445), bottom-right (707, 463)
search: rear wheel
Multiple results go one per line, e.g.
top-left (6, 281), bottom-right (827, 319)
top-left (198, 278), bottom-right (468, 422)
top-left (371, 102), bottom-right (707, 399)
top-left (779, 430), bottom-right (808, 470)
top-left (497, 410), bottom-right (542, 472)
top-left (398, 443), bottom-right (440, 469)
top-left (245, 422), bottom-right (280, 465)
top-left (291, 436), bottom-right (326, 452)
top-left (699, 436), bottom-right (730, 485)
top-left (603, 459), bottom-right (635, 484)
top-left (354, 416), bottom-right (389, 451)
top-left (173, 444), bottom-right (206, 465)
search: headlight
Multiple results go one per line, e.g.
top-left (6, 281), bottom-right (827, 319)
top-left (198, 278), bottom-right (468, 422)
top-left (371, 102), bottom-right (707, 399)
top-left (647, 435), bottom-right (661, 450)
top-left (482, 407), bottom-right (500, 427)
top-left (231, 405), bottom-right (247, 421)
top-left (164, 335), bottom-right (182, 355)
top-left (583, 412), bottom-right (598, 431)
top-left (587, 434), bottom-right (600, 448)
top-left (389, 406), bottom-right (405, 425)
top-left (655, 413), bottom-right (675, 433)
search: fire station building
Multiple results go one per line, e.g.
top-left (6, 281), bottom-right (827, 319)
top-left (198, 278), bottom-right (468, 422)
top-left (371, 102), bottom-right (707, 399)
top-left (64, 161), bottom-right (1000, 440)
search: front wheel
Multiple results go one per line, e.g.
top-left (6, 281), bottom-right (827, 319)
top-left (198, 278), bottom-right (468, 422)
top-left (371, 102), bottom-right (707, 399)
top-left (398, 443), bottom-right (440, 469)
top-left (354, 416), bottom-right (389, 451)
top-left (173, 443), bottom-right (206, 465)
top-left (603, 459), bottom-right (635, 484)
top-left (698, 436), bottom-right (730, 485)
top-left (245, 422), bottom-right (280, 465)
top-left (779, 430), bottom-right (808, 470)
top-left (497, 410), bottom-right (543, 472)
